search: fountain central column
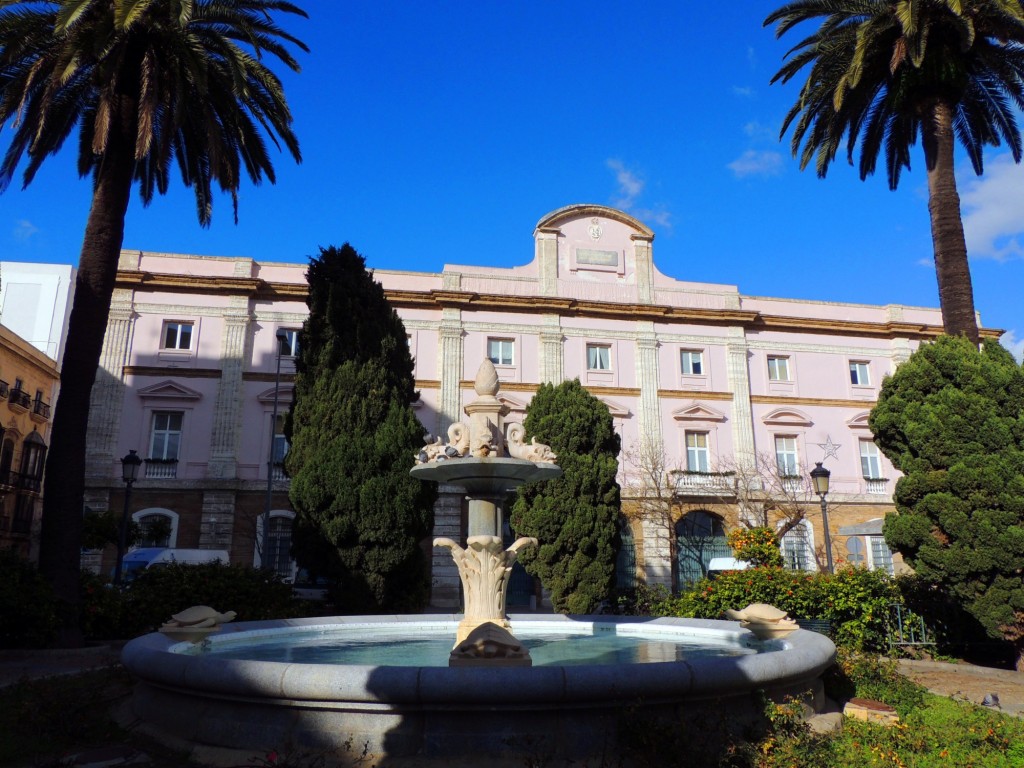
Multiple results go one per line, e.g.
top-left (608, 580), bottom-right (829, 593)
top-left (411, 360), bottom-right (561, 666)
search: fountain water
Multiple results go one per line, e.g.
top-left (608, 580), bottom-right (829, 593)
top-left (120, 361), bottom-right (836, 766)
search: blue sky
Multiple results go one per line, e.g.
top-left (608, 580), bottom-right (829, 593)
top-left (3, 2), bottom-right (1023, 357)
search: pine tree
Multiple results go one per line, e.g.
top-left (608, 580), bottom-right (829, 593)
top-left (870, 336), bottom-right (1024, 668)
top-left (285, 244), bottom-right (435, 613)
top-left (510, 380), bottom-right (621, 613)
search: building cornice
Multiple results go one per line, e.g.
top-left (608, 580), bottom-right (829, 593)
top-left (750, 394), bottom-right (878, 409)
top-left (125, 366), bottom-right (223, 379)
top-left (115, 270), bottom-right (1004, 341)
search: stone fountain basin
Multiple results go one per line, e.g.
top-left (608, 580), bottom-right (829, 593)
top-left (410, 456), bottom-right (562, 494)
top-left (121, 613), bottom-right (835, 765)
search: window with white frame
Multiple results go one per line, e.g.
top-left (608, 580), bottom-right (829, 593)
top-left (849, 361), bottom-right (871, 386)
top-left (586, 344), bottom-right (611, 371)
top-left (869, 536), bottom-right (895, 575)
top-left (767, 356), bottom-right (790, 381)
top-left (137, 513), bottom-right (172, 547)
top-left (265, 516), bottom-right (294, 580)
top-left (149, 412), bottom-right (182, 460)
top-left (487, 338), bottom-right (514, 366)
top-left (685, 432), bottom-right (710, 473)
top-left (279, 329), bottom-right (300, 357)
top-left (860, 439), bottom-right (883, 479)
top-left (774, 435), bottom-right (799, 477)
top-left (781, 523), bottom-right (812, 571)
top-left (162, 321), bottom-right (193, 350)
top-left (272, 413), bottom-right (288, 480)
top-left (680, 350), bottom-right (704, 376)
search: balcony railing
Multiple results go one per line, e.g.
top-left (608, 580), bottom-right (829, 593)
top-left (0, 470), bottom-right (42, 493)
top-left (271, 462), bottom-right (289, 482)
top-left (144, 458), bottom-right (179, 479)
top-left (0, 380), bottom-right (8, 399)
top-left (673, 472), bottom-right (735, 495)
top-left (7, 388), bottom-right (31, 412)
top-left (865, 478), bottom-right (890, 495)
top-left (31, 399), bottom-right (51, 421)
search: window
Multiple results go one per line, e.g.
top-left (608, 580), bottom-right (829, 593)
top-left (265, 516), bottom-right (294, 580)
top-left (680, 350), bottom-right (704, 376)
top-left (860, 439), bottom-right (883, 479)
top-left (271, 414), bottom-right (288, 480)
top-left (487, 338), bottom-right (514, 366)
top-left (782, 525), bottom-right (812, 570)
top-left (149, 412), bottom-right (183, 460)
top-left (869, 536), bottom-right (895, 575)
top-left (138, 513), bottom-right (172, 547)
top-left (279, 329), bottom-right (300, 357)
top-left (586, 344), bottom-right (611, 371)
top-left (685, 432), bottom-right (710, 473)
top-left (774, 436), bottom-right (799, 477)
top-left (162, 321), bottom-right (193, 350)
top-left (850, 361), bottom-right (871, 386)
top-left (846, 536), bottom-right (865, 566)
top-left (767, 356), bottom-right (790, 381)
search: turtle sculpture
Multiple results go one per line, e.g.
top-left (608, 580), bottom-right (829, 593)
top-left (160, 605), bottom-right (237, 643)
top-left (724, 603), bottom-right (798, 641)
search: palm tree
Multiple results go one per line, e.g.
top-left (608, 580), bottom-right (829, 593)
top-left (0, 0), bottom-right (306, 643)
top-left (765, 0), bottom-right (1024, 343)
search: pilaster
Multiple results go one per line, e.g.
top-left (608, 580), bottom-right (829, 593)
top-left (634, 321), bottom-right (663, 456)
top-left (438, 307), bottom-right (464, 436)
top-left (430, 484), bottom-right (464, 608)
top-left (641, 512), bottom-right (673, 588)
top-left (85, 289), bottom-right (136, 480)
top-left (199, 490), bottom-right (236, 550)
top-left (632, 235), bottom-right (655, 304)
top-left (725, 327), bottom-right (756, 469)
top-left (536, 228), bottom-right (559, 297)
top-left (207, 298), bottom-right (253, 479)
top-left (538, 315), bottom-right (564, 384)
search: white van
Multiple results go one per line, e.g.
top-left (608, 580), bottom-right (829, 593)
top-left (120, 547), bottom-right (230, 582)
top-left (706, 557), bottom-right (750, 580)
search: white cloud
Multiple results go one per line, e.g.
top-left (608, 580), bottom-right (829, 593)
top-left (747, 47), bottom-right (757, 70)
top-left (605, 159), bottom-right (672, 230)
top-left (916, 257), bottom-right (934, 269)
top-left (14, 220), bottom-right (38, 241)
top-left (1000, 329), bottom-right (1024, 363)
top-left (732, 86), bottom-right (755, 98)
top-left (743, 120), bottom-right (775, 142)
top-left (607, 159), bottom-right (644, 209)
top-left (727, 149), bottom-right (783, 178)
top-left (960, 153), bottom-right (1024, 260)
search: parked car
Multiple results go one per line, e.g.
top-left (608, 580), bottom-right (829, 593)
top-left (706, 557), bottom-right (750, 580)
top-left (118, 547), bottom-right (230, 583)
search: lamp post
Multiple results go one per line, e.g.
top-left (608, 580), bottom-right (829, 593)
top-left (809, 461), bottom-right (834, 574)
top-left (261, 328), bottom-right (289, 568)
top-left (114, 449), bottom-right (142, 586)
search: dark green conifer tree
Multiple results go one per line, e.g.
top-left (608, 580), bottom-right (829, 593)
top-left (870, 336), bottom-right (1024, 668)
top-left (285, 244), bottom-right (435, 613)
top-left (510, 379), bottom-right (621, 614)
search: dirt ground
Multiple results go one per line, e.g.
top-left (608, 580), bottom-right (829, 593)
top-left (897, 658), bottom-right (1024, 716)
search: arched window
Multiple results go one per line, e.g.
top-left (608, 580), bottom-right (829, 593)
top-left (0, 437), bottom-right (16, 486)
top-left (19, 431), bottom-right (47, 491)
top-left (131, 508), bottom-right (179, 548)
top-left (675, 510), bottom-right (730, 590)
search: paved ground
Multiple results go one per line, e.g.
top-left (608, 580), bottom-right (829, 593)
top-left (898, 658), bottom-right (1024, 716)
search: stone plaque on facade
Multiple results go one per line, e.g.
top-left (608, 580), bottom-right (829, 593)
top-left (576, 248), bottom-right (618, 267)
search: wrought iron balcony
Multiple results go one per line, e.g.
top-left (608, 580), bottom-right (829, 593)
top-left (30, 399), bottom-right (50, 422)
top-left (7, 388), bottom-right (31, 412)
top-left (0, 380), bottom-right (8, 399)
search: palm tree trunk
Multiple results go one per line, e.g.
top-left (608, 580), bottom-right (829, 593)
top-left (923, 99), bottom-right (980, 344)
top-left (37, 129), bottom-right (136, 646)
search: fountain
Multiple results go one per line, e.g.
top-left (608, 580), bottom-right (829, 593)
top-left (120, 361), bottom-right (836, 766)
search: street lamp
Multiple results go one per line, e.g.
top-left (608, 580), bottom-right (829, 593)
top-left (113, 449), bottom-right (142, 585)
top-left (261, 328), bottom-right (290, 568)
top-left (809, 461), bottom-right (834, 574)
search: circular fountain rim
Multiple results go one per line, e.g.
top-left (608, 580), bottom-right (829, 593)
top-left (121, 613), bottom-right (836, 706)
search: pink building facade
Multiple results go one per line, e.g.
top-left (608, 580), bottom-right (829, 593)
top-left (80, 204), bottom-right (999, 603)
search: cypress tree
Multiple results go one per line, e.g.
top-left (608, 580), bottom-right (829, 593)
top-left (870, 336), bottom-right (1024, 668)
top-left (285, 244), bottom-right (435, 613)
top-left (510, 379), bottom-right (621, 613)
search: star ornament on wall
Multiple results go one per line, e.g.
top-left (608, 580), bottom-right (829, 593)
top-left (816, 436), bottom-right (841, 462)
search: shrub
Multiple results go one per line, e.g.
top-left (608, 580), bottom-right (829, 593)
top-left (95, 563), bottom-right (300, 638)
top-left (0, 549), bottom-right (57, 648)
top-left (652, 565), bottom-right (902, 651)
top-left (824, 648), bottom-right (926, 716)
top-left (726, 526), bottom-right (783, 568)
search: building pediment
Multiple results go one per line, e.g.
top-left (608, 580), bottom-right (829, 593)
top-left (672, 402), bottom-right (727, 423)
top-left (257, 385), bottom-right (293, 404)
top-left (846, 411), bottom-right (872, 430)
top-left (600, 397), bottom-right (632, 418)
top-left (137, 380), bottom-right (202, 401)
top-left (497, 392), bottom-right (529, 417)
top-left (761, 407), bottom-right (813, 427)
